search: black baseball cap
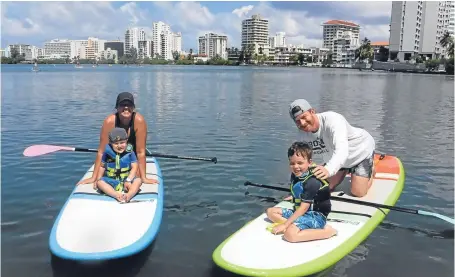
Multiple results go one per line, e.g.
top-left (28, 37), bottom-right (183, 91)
top-left (115, 92), bottom-right (135, 108)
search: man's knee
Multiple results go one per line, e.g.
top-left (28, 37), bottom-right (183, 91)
top-left (351, 186), bottom-right (368, 197)
top-left (350, 179), bottom-right (370, 197)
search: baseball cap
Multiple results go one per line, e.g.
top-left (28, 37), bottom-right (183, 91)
top-left (115, 92), bottom-right (135, 108)
top-left (109, 127), bottom-right (128, 143)
top-left (289, 99), bottom-right (312, 120)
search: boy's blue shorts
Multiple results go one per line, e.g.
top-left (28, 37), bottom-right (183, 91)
top-left (99, 177), bottom-right (132, 191)
top-left (281, 208), bottom-right (327, 230)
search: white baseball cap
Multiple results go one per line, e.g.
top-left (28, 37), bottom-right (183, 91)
top-left (289, 99), bottom-right (312, 120)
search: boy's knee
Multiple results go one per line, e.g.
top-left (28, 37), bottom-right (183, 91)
top-left (265, 207), bottom-right (273, 216)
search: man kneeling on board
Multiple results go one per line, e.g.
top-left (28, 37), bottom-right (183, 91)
top-left (288, 99), bottom-right (376, 197)
top-left (266, 142), bottom-right (337, 242)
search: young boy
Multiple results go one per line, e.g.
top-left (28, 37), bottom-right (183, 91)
top-left (96, 127), bottom-right (142, 203)
top-left (266, 142), bottom-right (337, 242)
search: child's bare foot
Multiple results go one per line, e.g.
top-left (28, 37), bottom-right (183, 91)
top-left (115, 192), bottom-right (125, 202)
top-left (124, 192), bottom-right (136, 203)
top-left (325, 224), bottom-right (338, 237)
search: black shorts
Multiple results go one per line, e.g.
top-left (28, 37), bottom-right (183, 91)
top-left (340, 151), bottom-right (375, 178)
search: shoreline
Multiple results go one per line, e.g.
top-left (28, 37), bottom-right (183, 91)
top-left (1, 63), bottom-right (451, 75)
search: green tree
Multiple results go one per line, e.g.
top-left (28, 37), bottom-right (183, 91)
top-left (440, 31), bottom-right (454, 58)
top-left (355, 38), bottom-right (373, 63)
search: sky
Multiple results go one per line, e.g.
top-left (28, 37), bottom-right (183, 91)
top-left (1, 1), bottom-right (392, 51)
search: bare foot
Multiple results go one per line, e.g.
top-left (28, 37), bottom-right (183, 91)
top-left (325, 224), bottom-right (338, 237)
top-left (124, 192), bottom-right (134, 203)
top-left (115, 192), bottom-right (125, 202)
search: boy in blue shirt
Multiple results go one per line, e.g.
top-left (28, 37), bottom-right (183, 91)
top-left (96, 128), bottom-right (142, 202)
top-left (266, 142), bottom-right (337, 242)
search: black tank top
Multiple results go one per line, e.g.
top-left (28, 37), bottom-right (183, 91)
top-left (115, 112), bottom-right (137, 154)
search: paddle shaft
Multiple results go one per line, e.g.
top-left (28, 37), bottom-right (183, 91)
top-left (73, 147), bottom-right (218, 163)
top-left (244, 181), bottom-right (419, 214)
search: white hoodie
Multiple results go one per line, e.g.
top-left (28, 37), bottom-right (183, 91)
top-left (298, 111), bottom-right (375, 177)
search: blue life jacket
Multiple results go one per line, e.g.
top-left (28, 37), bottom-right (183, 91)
top-left (103, 144), bottom-right (133, 183)
top-left (290, 163), bottom-right (331, 216)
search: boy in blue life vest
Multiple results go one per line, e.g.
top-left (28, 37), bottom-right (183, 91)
top-left (266, 142), bottom-right (337, 242)
top-left (95, 127), bottom-right (142, 203)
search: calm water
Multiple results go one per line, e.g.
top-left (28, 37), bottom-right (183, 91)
top-left (1, 64), bottom-right (454, 277)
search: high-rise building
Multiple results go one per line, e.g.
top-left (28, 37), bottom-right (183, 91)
top-left (124, 27), bottom-right (146, 57)
top-left (44, 39), bottom-right (72, 57)
top-left (268, 32), bottom-right (286, 49)
top-left (152, 21), bottom-right (170, 58)
top-left (322, 20), bottom-right (360, 51)
top-left (449, 1), bottom-right (455, 36)
top-left (153, 21), bottom-right (182, 60)
top-left (198, 33), bottom-right (228, 59)
top-left (241, 14), bottom-right (269, 54)
top-left (389, 1), bottom-right (454, 60)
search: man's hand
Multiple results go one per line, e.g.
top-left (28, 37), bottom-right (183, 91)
top-left (313, 165), bottom-right (329, 180)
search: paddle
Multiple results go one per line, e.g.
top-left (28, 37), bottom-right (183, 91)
top-left (244, 181), bottom-right (455, 225)
top-left (23, 144), bottom-right (218, 163)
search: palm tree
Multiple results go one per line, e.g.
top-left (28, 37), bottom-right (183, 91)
top-left (355, 38), bottom-right (373, 63)
top-left (440, 31), bottom-right (454, 58)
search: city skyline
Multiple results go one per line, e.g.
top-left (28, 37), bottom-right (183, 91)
top-left (1, 1), bottom-right (392, 50)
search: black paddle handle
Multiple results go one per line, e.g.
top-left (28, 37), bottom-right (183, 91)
top-left (73, 147), bottom-right (218, 163)
top-left (244, 181), bottom-right (418, 214)
top-left (74, 147), bottom-right (98, 153)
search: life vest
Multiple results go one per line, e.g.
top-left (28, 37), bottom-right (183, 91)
top-left (103, 144), bottom-right (132, 191)
top-left (290, 164), bottom-right (331, 213)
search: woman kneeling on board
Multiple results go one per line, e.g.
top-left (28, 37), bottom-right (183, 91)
top-left (266, 142), bottom-right (337, 242)
top-left (77, 92), bottom-right (159, 187)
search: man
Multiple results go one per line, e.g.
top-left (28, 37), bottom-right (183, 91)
top-left (288, 99), bottom-right (376, 197)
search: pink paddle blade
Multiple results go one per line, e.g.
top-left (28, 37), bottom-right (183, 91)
top-left (23, 145), bottom-right (75, 157)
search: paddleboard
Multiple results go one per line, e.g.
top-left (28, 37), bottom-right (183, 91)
top-left (49, 155), bottom-right (163, 261)
top-left (213, 153), bottom-right (405, 276)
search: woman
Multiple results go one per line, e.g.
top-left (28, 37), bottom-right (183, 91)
top-left (78, 92), bottom-right (159, 186)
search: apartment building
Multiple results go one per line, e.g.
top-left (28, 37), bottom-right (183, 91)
top-left (125, 27), bottom-right (147, 58)
top-left (44, 39), bottom-right (72, 58)
top-left (389, 1), bottom-right (454, 60)
top-left (198, 33), bottom-right (228, 59)
top-left (322, 20), bottom-right (360, 51)
top-left (241, 14), bottom-right (269, 55)
top-left (268, 32), bottom-right (286, 48)
top-left (153, 21), bottom-right (182, 60)
top-left (7, 44), bottom-right (43, 60)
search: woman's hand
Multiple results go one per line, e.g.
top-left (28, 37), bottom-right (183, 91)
top-left (77, 177), bottom-right (96, 186)
top-left (142, 177), bottom-right (160, 184)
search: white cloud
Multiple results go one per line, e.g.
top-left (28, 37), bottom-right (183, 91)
top-left (232, 5), bottom-right (254, 18)
top-left (361, 24), bottom-right (390, 42)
